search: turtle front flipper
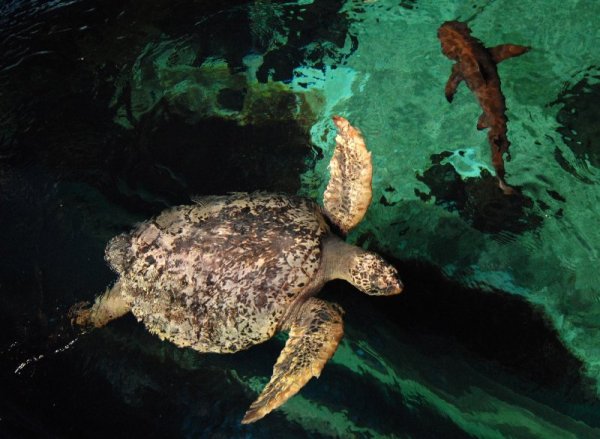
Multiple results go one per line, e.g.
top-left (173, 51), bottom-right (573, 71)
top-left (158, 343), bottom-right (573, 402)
top-left (323, 116), bottom-right (373, 235)
top-left (241, 298), bottom-right (344, 424)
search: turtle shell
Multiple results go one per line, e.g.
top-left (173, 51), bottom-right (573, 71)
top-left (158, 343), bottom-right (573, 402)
top-left (105, 192), bottom-right (329, 353)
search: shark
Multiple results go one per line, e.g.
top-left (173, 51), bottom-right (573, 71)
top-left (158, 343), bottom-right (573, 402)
top-left (437, 21), bottom-right (529, 194)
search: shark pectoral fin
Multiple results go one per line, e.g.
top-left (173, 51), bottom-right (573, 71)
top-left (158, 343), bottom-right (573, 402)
top-left (445, 64), bottom-right (463, 103)
top-left (489, 44), bottom-right (530, 63)
top-left (241, 298), bottom-right (344, 424)
top-left (477, 113), bottom-right (489, 130)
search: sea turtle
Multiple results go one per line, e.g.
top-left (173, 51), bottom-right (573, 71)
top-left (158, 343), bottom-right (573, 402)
top-left (71, 116), bottom-right (403, 423)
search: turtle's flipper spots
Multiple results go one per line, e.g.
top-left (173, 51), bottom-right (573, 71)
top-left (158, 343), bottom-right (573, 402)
top-left (241, 298), bottom-right (344, 424)
top-left (323, 116), bottom-right (373, 235)
top-left (69, 281), bottom-right (130, 329)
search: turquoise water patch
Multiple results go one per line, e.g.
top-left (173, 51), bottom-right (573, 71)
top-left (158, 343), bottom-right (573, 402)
top-left (296, 0), bottom-right (600, 398)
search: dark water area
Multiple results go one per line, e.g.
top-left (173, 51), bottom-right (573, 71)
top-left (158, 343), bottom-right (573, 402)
top-left (2, 1), bottom-right (600, 438)
top-left (415, 152), bottom-right (544, 235)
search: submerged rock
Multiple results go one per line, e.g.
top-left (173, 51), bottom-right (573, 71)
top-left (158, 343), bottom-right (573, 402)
top-left (112, 48), bottom-right (319, 129)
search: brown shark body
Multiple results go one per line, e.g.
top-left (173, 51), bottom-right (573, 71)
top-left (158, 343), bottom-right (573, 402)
top-left (438, 21), bottom-right (529, 194)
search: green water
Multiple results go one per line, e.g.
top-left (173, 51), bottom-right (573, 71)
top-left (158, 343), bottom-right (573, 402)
top-left (2, 0), bottom-right (600, 437)
top-left (305, 0), bottom-right (600, 391)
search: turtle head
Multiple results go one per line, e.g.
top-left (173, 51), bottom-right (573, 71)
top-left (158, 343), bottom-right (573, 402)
top-left (348, 251), bottom-right (403, 296)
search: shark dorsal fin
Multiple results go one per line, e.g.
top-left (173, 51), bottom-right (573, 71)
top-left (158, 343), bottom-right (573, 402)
top-left (462, 56), bottom-right (486, 88)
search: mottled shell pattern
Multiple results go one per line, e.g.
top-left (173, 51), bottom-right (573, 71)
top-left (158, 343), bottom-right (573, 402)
top-left (105, 192), bottom-right (329, 353)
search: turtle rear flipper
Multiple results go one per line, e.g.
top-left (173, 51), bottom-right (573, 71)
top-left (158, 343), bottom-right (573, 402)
top-left (69, 281), bottom-right (131, 329)
top-left (323, 116), bottom-right (373, 235)
top-left (241, 298), bottom-right (344, 424)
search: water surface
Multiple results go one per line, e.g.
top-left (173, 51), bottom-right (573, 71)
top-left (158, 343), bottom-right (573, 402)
top-left (1, 1), bottom-right (600, 438)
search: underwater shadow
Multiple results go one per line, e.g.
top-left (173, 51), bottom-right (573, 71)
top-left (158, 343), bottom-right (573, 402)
top-left (372, 257), bottom-right (599, 406)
